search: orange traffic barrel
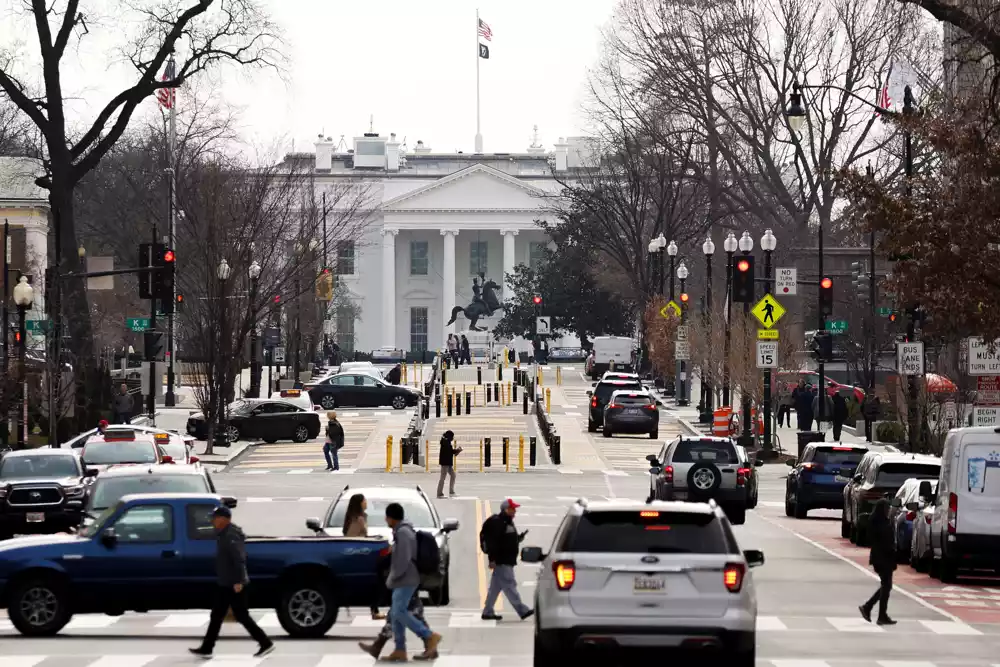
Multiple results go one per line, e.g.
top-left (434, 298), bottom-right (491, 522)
top-left (713, 408), bottom-right (733, 436)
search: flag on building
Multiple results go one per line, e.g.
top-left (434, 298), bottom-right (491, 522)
top-left (478, 18), bottom-right (492, 41)
top-left (479, 43), bottom-right (490, 59)
top-left (875, 84), bottom-right (891, 116)
top-left (156, 58), bottom-right (176, 109)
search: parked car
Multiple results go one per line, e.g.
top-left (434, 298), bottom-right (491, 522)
top-left (0, 493), bottom-right (390, 637)
top-left (186, 399), bottom-right (321, 443)
top-left (0, 449), bottom-right (94, 539)
top-left (63, 425), bottom-right (196, 451)
top-left (776, 370), bottom-right (865, 403)
top-left (602, 389), bottom-right (659, 439)
top-left (337, 361), bottom-right (384, 378)
top-left (908, 479), bottom-right (938, 572)
top-left (309, 485), bottom-right (459, 605)
top-left (889, 478), bottom-right (926, 561)
top-left (549, 347), bottom-right (587, 362)
top-left (785, 444), bottom-right (868, 518)
top-left (587, 379), bottom-right (644, 432)
top-left (841, 451), bottom-right (941, 546)
top-left (306, 373), bottom-right (421, 411)
top-left (80, 431), bottom-right (166, 473)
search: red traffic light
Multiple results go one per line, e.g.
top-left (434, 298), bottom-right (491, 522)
top-left (176, 294), bottom-right (184, 304)
top-left (737, 259), bottom-right (750, 272)
top-left (322, 267), bottom-right (331, 274)
top-left (532, 295), bottom-right (542, 305)
top-left (820, 277), bottom-right (833, 289)
top-left (14, 331), bottom-right (21, 344)
top-left (163, 249), bottom-right (175, 263)
top-left (274, 295), bottom-right (281, 303)
top-left (889, 312), bottom-right (897, 322)
top-left (680, 293), bottom-right (689, 303)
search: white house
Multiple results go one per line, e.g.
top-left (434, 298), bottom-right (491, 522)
top-left (287, 133), bottom-right (592, 355)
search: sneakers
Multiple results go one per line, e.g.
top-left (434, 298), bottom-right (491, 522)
top-left (253, 644), bottom-right (275, 658)
top-left (877, 616), bottom-right (897, 626)
top-left (519, 609), bottom-right (535, 621)
top-left (481, 612), bottom-right (502, 621)
top-left (187, 648), bottom-right (212, 660)
top-left (858, 605), bottom-right (872, 622)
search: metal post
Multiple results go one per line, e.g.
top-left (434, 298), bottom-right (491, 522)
top-left (147, 231), bottom-right (158, 421)
top-left (903, 85), bottom-right (919, 452)
top-left (17, 304), bottom-right (26, 447)
top-left (164, 76), bottom-right (178, 407)
top-left (249, 277), bottom-right (260, 398)
top-left (217, 275), bottom-right (227, 444)
top-left (700, 250), bottom-right (714, 422)
top-left (293, 275), bottom-right (301, 386)
top-left (723, 251), bottom-right (733, 406)
top-left (669, 256), bottom-right (676, 301)
top-left (2, 220), bottom-right (8, 385)
top-left (866, 163), bottom-right (877, 442)
top-left (741, 251), bottom-right (752, 445)
top-left (679, 277), bottom-right (687, 405)
top-left (763, 249), bottom-right (773, 451)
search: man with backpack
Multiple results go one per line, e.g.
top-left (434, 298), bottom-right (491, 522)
top-left (323, 411), bottom-right (344, 472)
top-left (383, 502), bottom-right (442, 661)
top-left (480, 498), bottom-right (534, 621)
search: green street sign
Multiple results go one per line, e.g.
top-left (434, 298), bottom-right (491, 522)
top-left (878, 307), bottom-right (892, 317)
top-left (127, 317), bottom-right (151, 332)
top-left (26, 320), bottom-right (51, 333)
top-left (826, 320), bottom-right (848, 334)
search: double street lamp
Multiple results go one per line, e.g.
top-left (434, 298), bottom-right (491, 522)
top-left (699, 236), bottom-right (715, 422)
top-left (722, 232), bottom-right (738, 406)
top-left (760, 229), bottom-right (777, 452)
top-left (12, 276), bottom-right (33, 449)
top-left (676, 260), bottom-right (689, 406)
top-left (248, 260), bottom-right (262, 398)
top-left (216, 259), bottom-right (232, 446)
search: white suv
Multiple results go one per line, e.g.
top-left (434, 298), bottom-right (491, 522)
top-left (521, 498), bottom-right (763, 665)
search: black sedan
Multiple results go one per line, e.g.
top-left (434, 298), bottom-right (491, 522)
top-left (0, 449), bottom-right (94, 539)
top-left (186, 399), bottom-right (321, 444)
top-left (306, 372), bottom-right (422, 410)
top-left (309, 485), bottom-right (459, 605)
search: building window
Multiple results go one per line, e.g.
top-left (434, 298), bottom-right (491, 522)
top-left (470, 241), bottom-right (488, 275)
top-left (410, 307), bottom-right (428, 352)
top-left (335, 307), bottom-right (355, 355)
top-left (336, 241), bottom-right (355, 275)
top-left (410, 241), bottom-right (429, 276)
top-left (529, 242), bottom-right (547, 271)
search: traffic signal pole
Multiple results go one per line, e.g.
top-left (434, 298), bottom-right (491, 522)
top-left (147, 229), bottom-right (158, 423)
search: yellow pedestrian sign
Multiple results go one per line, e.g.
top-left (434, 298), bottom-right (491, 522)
top-left (751, 293), bottom-right (785, 329)
top-left (660, 300), bottom-right (681, 318)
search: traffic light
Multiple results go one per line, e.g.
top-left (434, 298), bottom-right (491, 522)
top-left (733, 256), bottom-right (755, 303)
top-left (174, 294), bottom-right (184, 312)
top-left (819, 277), bottom-right (834, 316)
top-left (13, 330), bottom-right (22, 347)
top-left (679, 292), bottom-right (689, 304)
top-left (152, 245), bottom-right (174, 302)
top-left (138, 243), bottom-right (152, 298)
top-left (532, 294), bottom-right (542, 306)
top-left (811, 331), bottom-right (833, 361)
top-left (316, 268), bottom-right (333, 301)
top-left (145, 331), bottom-right (165, 360)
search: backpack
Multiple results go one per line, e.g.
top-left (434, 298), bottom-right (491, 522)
top-left (479, 515), bottom-right (497, 554)
top-left (414, 530), bottom-right (441, 575)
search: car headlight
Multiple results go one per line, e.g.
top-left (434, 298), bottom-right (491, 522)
top-left (65, 485), bottom-right (85, 498)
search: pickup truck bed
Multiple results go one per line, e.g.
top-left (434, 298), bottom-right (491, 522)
top-left (0, 493), bottom-right (390, 637)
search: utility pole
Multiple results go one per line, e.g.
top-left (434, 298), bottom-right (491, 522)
top-left (146, 232), bottom-right (158, 421)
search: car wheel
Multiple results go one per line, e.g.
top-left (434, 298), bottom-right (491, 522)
top-left (292, 425), bottom-right (310, 443)
top-left (276, 579), bottom-right (339, 638)
top-left (587, 420), bottom-right (596, 433)
top-left (602, 426), bottom-right (612, 438)
top-left (686, 461), bottom-right (723, 499)
top-left (649, 429), bottom-right (658, 439)
top-left (793, 501), bottom-right (808, 519)
top-left (226, 425), bottom-right (240, 443)
top-left (263, 438), bottom-right (278, 444)
top-left (8, 576), bottom-right (72, 637)
top-left (785, 498), bottom-right (794, 517)
top-left (320, 395), bottom-right (336, 410)
top-left (391, 395), bottom-right (407, 410)
top-left (533, 631), bottom-right (558, 666)
top-left (431, 572), bottom-right (450, 606)
top-left (940, 558), bottom-right (958, 583)
top-left (727, 506), bottom-right (747, 525)
top-left (841, 512), bottom-right (850, 539)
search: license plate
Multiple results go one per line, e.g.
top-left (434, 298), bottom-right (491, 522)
top-left (835, 475), bottom-right (850, 483)
top-left (625, 409), bottom-right (640, 415)
top-left (633, 575), bottom-right (665, 593)
top-left (26, 512), bottom-right (45, 523)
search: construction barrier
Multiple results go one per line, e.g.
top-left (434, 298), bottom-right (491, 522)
top-left (713, 408), bottom-right (735, 437)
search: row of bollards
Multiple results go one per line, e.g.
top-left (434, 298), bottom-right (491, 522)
top-left (385, 434), bottom-right (537, 472)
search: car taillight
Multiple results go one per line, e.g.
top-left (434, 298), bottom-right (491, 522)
top-left (737, 467), bottom-right (750, 486)
top-left (948, 493), bottom-right (957, 534)
top-left (554, 561), bottom-right (576, 590)
top-left (591, 397), bottom-right (598, 408)
top-left (645, 404), bottom-right (656, 410)
top-left (801, 462), bottom-right (817, 470)
top-left (906, 511), bottom-right (916, 521)
top-left (663, 465), bottom-right (673, 483)
top-left (723, 563), bottom-right (745, 592)
top-left (608, 403), bottom-right (620, 409)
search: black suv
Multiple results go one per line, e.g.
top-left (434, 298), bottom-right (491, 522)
top-left (586, 379), bottom-right (644, 432)
top-left (0, 449), bottom-right (93, 539)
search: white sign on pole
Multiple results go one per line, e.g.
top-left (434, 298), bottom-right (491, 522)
top-left (968, 338), bottom-right (1000, 375)
top-left (676, 325), bottom-right (689, 342)
top-left (775, 267), bottom-right (797, 295)
top-left (273, 346), bottom-right (286, 363)
top-left (973, 406), bottom-right (1000, 427)
top-left (674, 340), bottom-right (691, 361)
top-left (756, 341), bottom-right (778, 368)
top-left (943, 401), bottom-right (958, 426)
top-left (897, 342), bottom-right (925, 375)
top-left (323, 319), bottom-right (334, 335)
top-left (535, 316), bottom-right (551, 335)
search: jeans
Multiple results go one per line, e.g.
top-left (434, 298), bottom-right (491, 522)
top-left (776, 405), bottom-right (790, 427)
top-left (378, 589), bottom-right (425, 641)
top-left (199, 585), bottom-right (271, 651)
top-left (390, 585), bottom-right (432, 651)
top-left (437, 465), bottom-right (456, 496)
top-left (483, 564), bottom-right (530, 617)
top-left (323, 442), bottom-right (339, 470)
top-left (863, 568), bottom-right (893, 619)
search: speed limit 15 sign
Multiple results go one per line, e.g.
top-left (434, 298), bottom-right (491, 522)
top-left (756, 341), bottom-right (778, 369)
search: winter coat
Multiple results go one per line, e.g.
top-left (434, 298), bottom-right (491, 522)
top-left (387, 520), bottom-right (421, 589)
top-left (439, 437), bottom-right (457, 467)
top-left (113, 391), bottom-right (134, 414)
top-left (326, 420), bottom-right (345, 447)
top-left (812, 393), bottom-right (834, 420)
top-left (868, 499), bottom-right (897, 573)
top-left (344, 514), bottom-right (368, 538)
top-left (832, 394), bottom-right (849, 423)
top-left (215, 523), bottom-right (250, 586)
top-left (483, 512), bottom-right (522, 567)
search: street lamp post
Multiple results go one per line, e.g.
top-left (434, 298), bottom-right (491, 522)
top-left (760, 229), bottom-right (777, 452)
top-left (667, 240), bottom-right (678, 300)
top-left (677, 261), bottom-right (689, 406)
top-left (901, 86), bottom-right (920, 451)
top-left (738, 231), bottom-right (754, 448)
top-left (699, 237), bottom-right (715, 423)
top-left (722, 232), bottom-right (737, 407)
top-left (216, 259), bottom-right (231, 446)
top-left (248, 261), bottom-right (262, 398)
top-left (12, 276), bottom-right (33, 449)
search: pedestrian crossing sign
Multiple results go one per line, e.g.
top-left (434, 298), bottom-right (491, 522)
top-left (751, 293), bottom-right (785, 329)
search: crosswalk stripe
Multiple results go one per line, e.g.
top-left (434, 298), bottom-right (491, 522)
top-left (919, 619), bottom-right (982, 635)
top-left (826, 616), bottom-right (884, 632)
top-left (757, 615), bottom-right (787, 631)
top-left (876, 662), bottom-right (937, 667)
top-left (155, 612), bottom-right (210, 628)
top-left (769, 662), bottom-right (830, 667)
top-left (86, 656), bottom-right (158, 667)
top-left (0, 658), bottom-right (46, 667)
top-left (65, 616), bottom-right (118, 629)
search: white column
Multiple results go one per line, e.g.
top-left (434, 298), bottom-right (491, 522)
top-left (381, 227), bottom-right (398, 348)
top-left (441, 229), bottom-right (458, 335)
top-left (501, 229), bottom-right (518, 302)
top-left (24, 223), bottom-right (47, 316)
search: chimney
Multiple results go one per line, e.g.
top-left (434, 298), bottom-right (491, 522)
top-left (413, 140), bottom-right (432, 154)
top-left (315, 134), bottom-right (333, 171)
top-left (553, 137), bottom-right (569, 172)
top-left (386, 134), bottom-right (401, 172)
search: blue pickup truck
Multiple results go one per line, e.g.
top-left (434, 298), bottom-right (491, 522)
top-left (0, 493), bottom-right (390, 638)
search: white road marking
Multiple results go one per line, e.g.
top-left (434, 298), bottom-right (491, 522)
top-left (825, 616), bottom-right (884, 633)
top-left (86, 656), bottom-right (158, 667)
top-left (64, 616), bottom-right (118, 629)
top-left (155, 612), bottom-right (211, 628)
top-left (0, 658), bottom-right (47, 667)
top-left (919, 619), bottom-right (982, 635)
top-left (287, 469), bottom-right (313, 475)
top-left (245, 497), bottom-right (273, 503)
top-left (756, 615), bottom-right (788, 631)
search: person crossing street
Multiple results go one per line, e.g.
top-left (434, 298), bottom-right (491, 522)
top-left (859, 497), bottom-right (897, 626)
top-left (480, 498), bottom-right (534, 622)
top-left (324, 411), bottom-right (344, 471)
top-left (437, 430), bottom-right (462, 498)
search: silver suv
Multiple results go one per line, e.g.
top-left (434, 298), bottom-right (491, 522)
top-left (647, 436), bottom-right (755, 524)
top-left (522, 499), bottom-right (763, 665)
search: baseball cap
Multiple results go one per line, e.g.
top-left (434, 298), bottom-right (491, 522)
top-left (500, 498), bottom-right (520, 511)
top-left (212, 506), bottom-right (232, 518)
top-left (98, 419), bottom-right (109, 428)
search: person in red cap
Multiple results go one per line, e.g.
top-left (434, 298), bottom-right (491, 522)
top-left (480, 498), bottom-right (533, 621)
top-left (97, 420), bottom-right (109, 435)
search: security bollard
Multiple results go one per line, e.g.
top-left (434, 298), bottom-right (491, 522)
top-left (399, 438), bottom-right (405, 472)
top-left (506, 382), bottom-right (512, 405)
top-left (465, 391), bottom-right (472, 414)
top-left (385, 435), bottom-right (393, 472)
top-left (529, 436), bottom-right (537, 466)
top-left (477, 366), bottom-right (482, 385)
top-left (493, 382), bottom-right (499, 404)
top-left (556, 366), bottom-right (562, 385)
top-left (446, 391), bottom-right (453, 416)
top-left (497, 362), bottom-right (503, 382)
top-left (484, 437), bottom-right (492, 467)
top-left (402, 363), bottom-right (408, 384)
top-left (503, 437), bottom-right (510, 470)
top-left (441, 366), bottom-right (447, 384)
top-left (479, 438), bottom-right (484, 472)
top-left (552, 435), bottom-right (561, 465)
top-left (512, 381), bottom-right (518, 402)
top-left (518, 434), bottom-right (525, 472)
top-left (486, 383), bottom-right (492, 403)
top-left (523, 391), bottom-right (529, 415)
top-left (456, 391), bottom-right (462, 414)
top-left (546, 388), bottom-right (551, 414)
top-left (435, 395), bottom-right (441, 418)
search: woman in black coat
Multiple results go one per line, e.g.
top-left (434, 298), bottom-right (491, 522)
top-left (859, 498), bottom-right (897, 625)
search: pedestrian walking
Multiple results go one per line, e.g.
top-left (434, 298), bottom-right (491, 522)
top-left (324, 411), bottom-right (344, 471)
top-left (112, 383), bottom-right (133, 424)
top-left (859, 497), bottom-right (897, 625)
top-left (794, 382), bottom-right (814, 431)
top-left (189, 506), bottom-right (274, 659)
top-left (382, 502), bottom-right (442, 661)
top-left (777, 384), bottom-right (794, 427)
top-left (460, 334), bottom-right (472, 365)
top-left (446, 334), bottom-right (459, 367)
top-left (343, 493), bottom-right (385, 620)
top-left (480, 499), bottom-right (534, 621)
top-left (436, 430), bottom-right (463, 498)
top-left (386, 363), bottom-right (402, 385)
top-left (359, 587), bottom-right (427, 659)
top-left (832, 393), bottom-right (848, 441)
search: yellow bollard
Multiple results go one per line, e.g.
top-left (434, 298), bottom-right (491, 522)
top-left (537, 367), bottom-right (543, 386)
top-left (402, 363), bottom-right (408, 384)
top-left (518, 434), bottom-right (525, 472)
top-left (479, 438), bottom-right (484, 472)
top-left (399, 439), bottom-right (404, 473)
top-left (506, 439), bottom-right (511, 473)
top-left (503, 349), bottom-right (509, 369)
top-left (425, 439), bottom-right (430, 472)
top-left (419, 362), bottom-right (423, 387)
top-left (506, 382), bottom-right (511, 404)
top-left (546, 388), bottom-right (551, 414)
top-left (556, 366), bottom-right (562, 385)
top-left (385, 435), bottom-right (393, 472)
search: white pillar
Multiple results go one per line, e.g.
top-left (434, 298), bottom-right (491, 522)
top-left (381, 227), bottom-right (398, 347)
top-left (501, 228), bottom-right (518, 302)
top-left (441, 229), bottom-right (458, 335)
top-left (24, 223), bottom-right (47, 315)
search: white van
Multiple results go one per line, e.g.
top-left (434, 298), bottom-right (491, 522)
top-left (928, 426), bottom-right (1000, 581)
top-left (589, 336), bottom-right (634, 380)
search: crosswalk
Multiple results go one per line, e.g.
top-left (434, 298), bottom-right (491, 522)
top-left (424, 406), bottom-right (542, 471)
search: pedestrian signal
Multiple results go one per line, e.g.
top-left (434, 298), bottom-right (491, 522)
top-left (532, 295), bottom-right (542, 305)
top-left (733, 256), bottom-right (755, 303)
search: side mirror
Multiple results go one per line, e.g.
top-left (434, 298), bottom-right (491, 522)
top-left (744, 549), bottom-right (765, 568)
top-left (754, 458), bottom-right (764, 467)
top-left (890, 498), bottom-right (902, 508)
top-left (918, 480), bottom-right (932, 498)
top-left (222, 496), bottom-right (238, 508)
top-left (649, 466), bottom-right (662, 475)
top-left (646, 454), bottom-right (659, 464)
top-left (785, 459), bottom-right (796, 467)
top-left (586, 390), bottom-right (593, 396)
top-left (305, 517), bottom-right (322, 532)
top-left (520, 546), bottom-right (545, 563)
top-left (189, 456), bottom-right (200, 464)
top-left (905, 501), bottom-right (920, 512)
top-left (100, 528), bottom-right (118, 548)
top-left (84, 468), bottom-right (99, 477)
top-left (441, 518), bottom-right (460, 533)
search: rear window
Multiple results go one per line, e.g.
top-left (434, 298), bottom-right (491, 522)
top-left (82, 440), bottom-right (158, 465)
top-left (89, 474), bottom-right (211, 511)
top-left (876, 463), bottom-right (940, 484)
top-left (568, 511), bottom-right (730, 554)
top-left (813, 447), bottom-right (866, 465)
top-left (595, 383), bottom-right (642, 402)
top-left (612, 393), bottom-right (652, 406)
top-left (672, 440), bottom-right (737, 464)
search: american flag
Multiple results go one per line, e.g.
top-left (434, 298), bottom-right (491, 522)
top-left (156, 58), bottom-right (176, 109)
top-left (478, 18), bottom-right (492, 42)
top-left (876, 85), bottom-right (890, 115)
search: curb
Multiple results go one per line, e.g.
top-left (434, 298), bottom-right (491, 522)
top-left (198, 440), bottom-right (253, 464)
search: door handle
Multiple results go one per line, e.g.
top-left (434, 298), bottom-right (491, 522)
top-left (161, 550), bottom-right (178, 558)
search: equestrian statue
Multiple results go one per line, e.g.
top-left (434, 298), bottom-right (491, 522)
top-left (446, 274), bottom-right (502, 331)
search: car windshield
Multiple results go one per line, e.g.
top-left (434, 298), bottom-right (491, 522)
top-left (568, 511), bottom-right (731, 554)
top-left (612, 393), bottom-right (652, 406)
top-left (0, 455), bottom-right (79, 479)
top-left (88, 474), bottom-right (210, 511)
top-left (326, 496), bottom-right (436, 530)
top-left (813, 447), bottom-right (866, 465)
top-left (673, 440), bottom-right (737, 464)
top-left (82, 440), bottom-right (158, 465)
top-left (595, 383), bottom-right (642, 403)
top-left (876, 463), bottom-right (941, 485)
top-left (157, 441), bottom-right (187, 461)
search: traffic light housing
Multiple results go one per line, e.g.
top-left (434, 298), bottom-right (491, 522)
top-left (316, 268), bottom-right (334, 301)
top-left (152, 245), bottom-right (174, 302)
top-left (145, 331), bottom-right (165, 360)
top-left (680, 292), bottom-right (689, 304)
top-left (532, 294), bottom-right (542, 306)
top-left (819, 277), bottom-right (834, 316)
top-left (811, 331), bottom-right (833, 361)
top-left (733, 256), bottom-right (755, 303)
top-left (13, 329), bottom-right (22, 347)
top-left (138, 243), bottom-right (152, 298)
top-left (174, 294), bottom-right (184, 312)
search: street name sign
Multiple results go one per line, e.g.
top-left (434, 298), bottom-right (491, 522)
top-left (974, 406), bottom-right (1000, 427)
top-left (968, 338), bottom-right (1000, 375)
top-left (826, 320), bottom-right (848, 333)
top-left (757, 329), bottom-right (779, 340)
top-left (775, 268), bottom-right (797, 295)
top-left (26, 320), bottom-right (51, 333)
top-left (897, 342), bottom-right (925, 376)
top-left (536, 316), bottom-right (552, 335)
top-left (660, 301), bottom-right (681, 318)
top-left (675, 340), bottom-right (691, 361)
top-left (127, 317), bottom-right (150, 332)
top-left (878, 307), bottom-right (893, 317)
top-left (676, 325), bottom-right (689, 342)
top-left (977, 376), bottom-right (1000, 406)
top-left (751, 293), bottom-right (785, 329)
top-left (756, 341), bottom-right (778, 368)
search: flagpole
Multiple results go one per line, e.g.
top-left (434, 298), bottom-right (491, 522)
top-left (475, 8), bottom-right (482, 153)
top-left (164, 53), bottom-right (178, 407)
